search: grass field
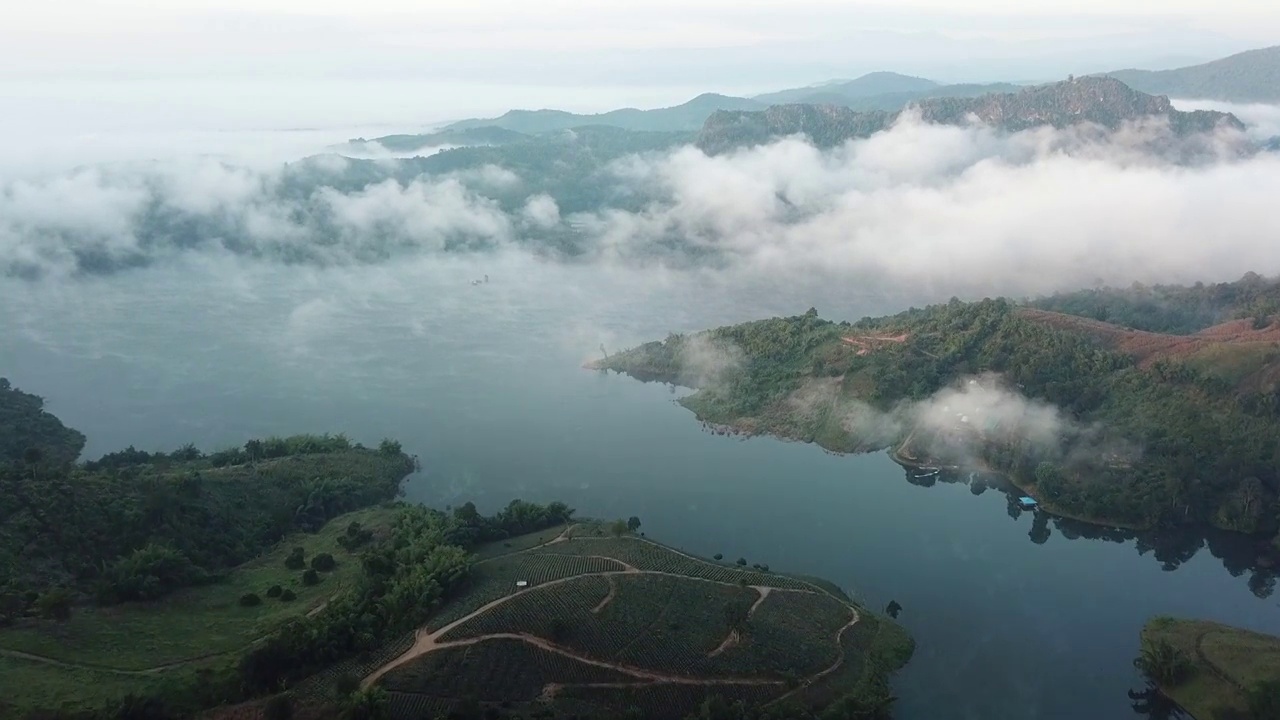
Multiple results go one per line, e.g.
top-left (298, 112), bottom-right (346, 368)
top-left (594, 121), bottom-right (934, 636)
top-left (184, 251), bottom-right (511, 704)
top-left (0, 507), bottom-right (399, 715)
top-left (709, 590), bottom-right (854, 678)
top-left (1142, 616), bottom-right (1280, 719)
top-left (471, 523), bottom-right (569, 561)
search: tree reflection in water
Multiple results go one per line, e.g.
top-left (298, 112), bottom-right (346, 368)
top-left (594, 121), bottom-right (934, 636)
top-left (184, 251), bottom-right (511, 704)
top-left (1128, 683), bottom-right (1188, 719)
top-left (897, 465), bottom-right (1280, 599)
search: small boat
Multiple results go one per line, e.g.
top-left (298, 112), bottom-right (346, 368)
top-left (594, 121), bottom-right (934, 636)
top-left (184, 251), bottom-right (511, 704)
top-left (1018, 496), bottom-right (1039, 510)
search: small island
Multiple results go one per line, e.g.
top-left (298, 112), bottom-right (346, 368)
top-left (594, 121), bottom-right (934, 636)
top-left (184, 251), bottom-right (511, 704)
top-left (0, 380), bottom-right (911, 720)
top-left (1136, 617), bottom-right (1280, 719)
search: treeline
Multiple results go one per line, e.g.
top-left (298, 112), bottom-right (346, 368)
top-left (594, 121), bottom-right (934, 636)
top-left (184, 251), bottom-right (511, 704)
top-left (1029, 272), bottom-right (1280, 334)
top-left (0, 433), bottom-right (416, 615)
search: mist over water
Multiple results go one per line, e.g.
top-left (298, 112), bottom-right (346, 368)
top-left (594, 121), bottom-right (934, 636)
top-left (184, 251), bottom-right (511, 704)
top-left (4, 99), bottom-right (1280, 718)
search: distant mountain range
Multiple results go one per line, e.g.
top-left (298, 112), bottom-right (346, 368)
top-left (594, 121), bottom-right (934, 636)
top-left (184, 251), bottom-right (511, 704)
top-left (696, 77), bottom-right (1245, 154)
top-left (1100, 46), bottom-right (1280, 104)
top-left (353, 46), bottom-right (1277, 154)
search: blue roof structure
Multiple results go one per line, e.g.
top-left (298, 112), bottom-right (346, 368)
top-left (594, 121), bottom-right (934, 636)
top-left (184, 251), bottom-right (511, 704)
top-left (1018, 497), bottom-right (1039, 508)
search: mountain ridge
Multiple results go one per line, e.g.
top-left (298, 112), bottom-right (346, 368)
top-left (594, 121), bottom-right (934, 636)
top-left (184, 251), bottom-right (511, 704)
top-left (696, 76), bottom-right (1246, 154)
top-left (1101, 45), bottom-right (1280, 103)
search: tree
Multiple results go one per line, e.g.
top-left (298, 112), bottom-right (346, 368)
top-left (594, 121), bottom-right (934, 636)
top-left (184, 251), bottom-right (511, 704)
top-left (302, 569), bottom-right (320, 586)
top-left (334, 673), bottom-right (361, 699)
top-left (609, 519), bottom-right (629, 537)
top-left (378, 439), bottom-right (402, 456)
top-left (35, 589), bottom-right (72, 621)
top-left (627, 516), bottom-right (642, 533)
top-left (311, 553), bottom-right (337, 572)
top-left (723, 602), bottom-right (750, 636)
top-left (1133, 638), bottom-right (1193, 686)
top-left (279, 589), bottom-right (297, 602)
top-left (266, 585), bottom-right (283, 598)
top-left (736, 558), bottom-right (747, 566)
top-left (240, 593), bottom-right (263, 607)
top-left (285, 547), bottom-right (306, 570)
top-left (343, 687), bottom-right (390, 720)
top-left (714, 553), bottom-right (723, 561)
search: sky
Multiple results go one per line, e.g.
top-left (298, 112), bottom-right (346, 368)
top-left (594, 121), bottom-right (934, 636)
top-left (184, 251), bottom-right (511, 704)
top-left (7, 1), bottom-right (1277, 93)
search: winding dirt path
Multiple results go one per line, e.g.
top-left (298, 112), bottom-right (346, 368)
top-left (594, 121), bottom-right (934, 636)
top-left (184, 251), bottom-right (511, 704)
top-left (773, 608), bottom-right (862, 704)
top-left (592, 576), bottom-right (618, 614)
top-left (708, 586), bottom-right (773, 658)
top-left (363, 568), bottom-right (831, 689)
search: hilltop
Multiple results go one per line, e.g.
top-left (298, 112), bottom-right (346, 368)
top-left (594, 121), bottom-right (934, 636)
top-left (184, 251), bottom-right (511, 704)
top-left (753, 72), bottom-right (939, 105)
top-left (696, 77), bottom-right (1244, 153)
top-left (1103, 46), bottom-right (1280, 103)
top-left (1137, 617), bottom-right (1280, 719)
top-left (440, 94), bottom-right (766, 135)
top-left (347, 523), bottom-right (912, 720)
top-left (593, 275), bottom-right (1280, 540)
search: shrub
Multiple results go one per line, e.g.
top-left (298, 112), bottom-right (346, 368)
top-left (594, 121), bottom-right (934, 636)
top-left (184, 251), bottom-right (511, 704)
top-left (264, 694), bottom-right (294, 720)
top-left (285, 548), bottom-right (306, 570)
top-left (736, 558), bottom-right (747, 566)
top-left (334, 673), bottom-right (361, 698)
top-left (266, 585), bottom-right (283, 598)
top-left (35, 589), bottom-right (73, 621)
top-left (311, 553), bottom-right (337, 572)
top-left (1133, 639), bottom-right (1193, 686)
top-left (102, 544), bottom-right (204, 603)
top-left (239, 593), bottom-right (263, 607)
top-left (279, 589), bottom-right (297, 602)
top-left (302, 569), bottom-right (320, 586)
top-left (713, 553), bottom-right (723, 561)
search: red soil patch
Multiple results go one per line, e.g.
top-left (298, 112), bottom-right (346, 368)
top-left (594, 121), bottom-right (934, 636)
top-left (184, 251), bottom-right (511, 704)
top-left (841, 333), bottom-right (909, 356)
top-left (1017, 308), bottom-right (1280, 369)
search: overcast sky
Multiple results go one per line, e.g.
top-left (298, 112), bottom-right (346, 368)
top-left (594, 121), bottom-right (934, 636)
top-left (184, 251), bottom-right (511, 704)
top-left (8, 1), bottom-right (1277, 88)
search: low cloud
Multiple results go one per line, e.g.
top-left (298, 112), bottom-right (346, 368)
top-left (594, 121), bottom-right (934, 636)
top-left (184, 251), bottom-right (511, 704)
top-left (3, 111), bottom-right (1279, 300)
top-left (676, 333), bottom-right (744, 389)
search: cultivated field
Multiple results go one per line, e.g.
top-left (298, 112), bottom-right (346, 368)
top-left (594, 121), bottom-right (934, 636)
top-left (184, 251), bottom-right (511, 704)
top-left (1142, 616), bottom-right (1280, 719)
top-left (359, 525), bottom-right (907, 720)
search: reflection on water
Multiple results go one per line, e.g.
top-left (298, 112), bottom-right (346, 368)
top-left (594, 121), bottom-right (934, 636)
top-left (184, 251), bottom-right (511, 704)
top-left (890, 463), bottom-right (1280, 600)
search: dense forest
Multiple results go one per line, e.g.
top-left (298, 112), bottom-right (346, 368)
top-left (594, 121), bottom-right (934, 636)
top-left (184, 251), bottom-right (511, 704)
top-left (1030, 273), bottom-right (1280, 334)
top-left (598, 285), bottom-right (1280, 540)
top-left (0, 380), bottom-right (420, 615)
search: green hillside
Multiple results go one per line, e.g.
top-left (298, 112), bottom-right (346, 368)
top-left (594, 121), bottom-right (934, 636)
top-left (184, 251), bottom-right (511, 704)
top-left (593, 288), bottom-right (1280, 540)
top-left (441, 93), bottom-right (765, 134)
top-left (1104, 46), bottom-right (1280, 103)
top-left (0, 379), bottom-right (85, 466)
top-left (1138, 617), bottom-right (1280, 719)
top-left (360, 525), bottom-right (912, 720)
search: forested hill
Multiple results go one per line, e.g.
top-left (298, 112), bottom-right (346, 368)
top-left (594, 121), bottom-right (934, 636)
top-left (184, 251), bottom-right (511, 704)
top-left (440, 93), bottom-right (766, 134)
top-left (1, 396), bottom-right (417, 610)
top-left (1029, 273), bottom-right (1280, 334)
top-left (1103, 46), bottom-right (1280, 104)
top-left (0, 379), bottom-right (85, 465)
top-left (696, 77), bottom-right (1244, 154)
top-left (594, 296), bottom-right (1280, 540)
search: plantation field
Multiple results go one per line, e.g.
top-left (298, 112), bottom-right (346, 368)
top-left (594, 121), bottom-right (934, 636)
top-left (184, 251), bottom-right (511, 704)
top-left (555, 682), bottom-right (785, 720)
top-left (382, 638), bottom-right (635, 700)
top-left (530, 537), bottom-right (815, 591)
top-left (708, 591), bottom-right (854, 677)
top-left (425, 554), bottom-right (623, 631)
top-left (439, 575), bottom-right (611, 643)
top-left (0, 507), bottom-right (397, 673)
top-left (387, 691), bottom-right (456, 720)
top-left (292, 631), bottom-right (415, 701)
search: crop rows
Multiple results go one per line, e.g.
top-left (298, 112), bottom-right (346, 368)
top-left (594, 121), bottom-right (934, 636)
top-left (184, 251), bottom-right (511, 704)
top-left (292, 631), bottom-right (415, 699)
top-left (438, 575), bottom-right (610, 643)
top-left (707, 591), bottom-right (852, 678)
top-left (793, 616), bottom-right (878, 708)
top-left (611, 580), bottom-right (758, 676)
top-left (426, 554), bottom-right (617, 631)
top-left (533, 538), bottom-right (813, 591)
top-left (555, 682), bottom-right (785, 720)
top-left (387, 691), bottom-right (455, 720)
top-left (383, 638), bottom-right (634, 700)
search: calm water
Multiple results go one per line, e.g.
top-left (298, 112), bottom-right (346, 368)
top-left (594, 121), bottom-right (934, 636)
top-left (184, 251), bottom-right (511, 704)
top-left (3, 253), bottom-right (1278, 720)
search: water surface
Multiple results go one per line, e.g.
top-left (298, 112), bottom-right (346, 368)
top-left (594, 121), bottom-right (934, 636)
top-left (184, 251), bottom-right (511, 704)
top-left (2, 255), bottom-right (1277, 720)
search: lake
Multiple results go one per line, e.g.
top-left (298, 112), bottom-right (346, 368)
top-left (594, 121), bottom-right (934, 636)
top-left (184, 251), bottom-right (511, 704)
top-left (3, 251), bottom-right (1279, 720)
